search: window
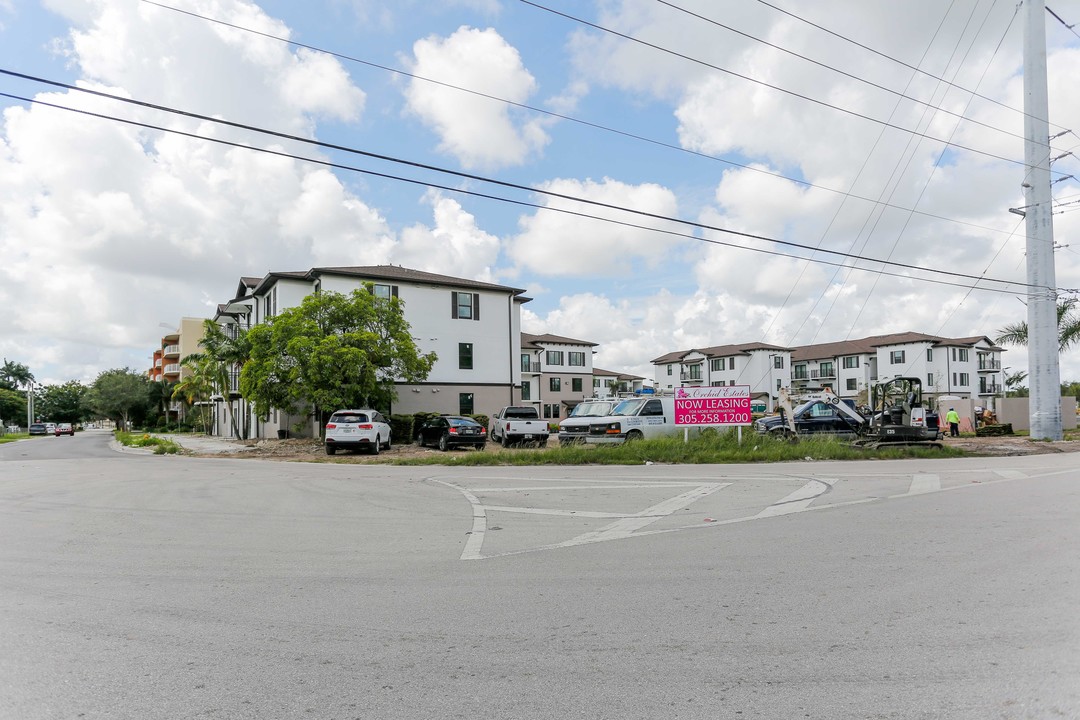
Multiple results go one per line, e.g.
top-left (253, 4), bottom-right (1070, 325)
top-left (846, 378), bottom-right (857, 390)
top-left (928, 373), bottom-right (934, 387)
top-left (773, 356), bottom-right (784, 369)
top-left (458, 343), bottom-right (473, 370)
top-left (572, 378), bottom-right (582, 392)
top-left (550, 377), bottom-right (561, 391)
top-left (843, 356), bottom-right (858, 369)
top-left (890, 350), bottom-right (905, 364)
top-left (369, 283), bottom-right (398, 300)
top-left (568, 351), bottom-right (585, 367)
top-left (521, 354), bottom-right (532, 372)
top-left (667, 364), bottom-right (672, 376)
top-left (451, 291), bottom-right (478, 320)
top-left (689, 365), bottom-right (702, 380)
top-left (711, 358), bottom-right (724, 372)
top-left (711, 381), bottom-right (723, 387)
top-left (593, 378), bottom-right (601, 387)
top-left (776, 379), bottom-right (782, 390)
top-left (793, 364), bottom-right (808, 380)
top-left (521, 381), bottom-right (531, 401)
top-left (642, 400), bottom-right (664, 416)
top-left (546, 350), bottom-right (564, 366)
top-left (458, 393), bottom-right (474, 415)
top-left (953, 373), bottom-right (958, 385)
top-left (543, 403), bottom-right (561, 419)
top-left (959, 373), bottom-right (969, 386)
top-left (819, 362), bottom-right (834, 377)
top-left (926, 349), bottom-right (933, 362)
top-left (958, 349), bottom-right (969, 362)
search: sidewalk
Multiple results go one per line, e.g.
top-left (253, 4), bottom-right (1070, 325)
top-left (155, 433), bottom-right (253, 455)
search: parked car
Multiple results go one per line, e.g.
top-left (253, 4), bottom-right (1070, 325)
top-left (489, 406), bottom-right (549, 447)
top-left (29, 423), bottom-right (47, 436)
top-left (44, 422), bottom-right (56, 434)
top-left (416, 415), bottom-right (487, 451)
top-left (55, 423), bottom-right (75, 436)
top-left (558, 399), bottom-right (620, 446)
top-left (324, 409), bottom-right (392, 455)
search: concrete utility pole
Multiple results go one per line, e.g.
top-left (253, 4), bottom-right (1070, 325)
top-left (1023, 0), bottom-right (1062, 440)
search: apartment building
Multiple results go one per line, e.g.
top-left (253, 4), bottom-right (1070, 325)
top-left (148, 317), bottom-right (207, 421)
top-left (592, 367), bottom-right (647, 397)
top-left (209, 265), bottom-right (528, 439)
top-left (519, 333), bottom-right (597, 420)
top-left (651, 342), bottom-right (792, 410)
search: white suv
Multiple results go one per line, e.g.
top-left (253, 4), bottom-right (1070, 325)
top-left (324, 409), bottom-right (392, 455)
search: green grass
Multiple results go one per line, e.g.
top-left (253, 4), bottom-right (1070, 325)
top-left (114, 431), bottom-right (183, 455)
top-left (0, 432), bottom-right (30, 444)
top-left (388, 431), bottom-right (964, 466)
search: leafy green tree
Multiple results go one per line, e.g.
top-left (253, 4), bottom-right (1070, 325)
top-left (1004, 370), bottom-right (1029, 398)
top-left (37, 381), bottom-right (88, 425)
top-left (185, 319), bottom-right (251, 438)
top-left (84, 368), bottom-right (151, 430)
top-left (0, 387), bottom-right (25, 427)
top-left (0, 358), bottom-right (34, 392)
top-left (995, 298), bottom-right (1080, 352)
top-left (172, 355), bottom-right (216, 434)
top-left (240, 288), bottom-right (436, 434)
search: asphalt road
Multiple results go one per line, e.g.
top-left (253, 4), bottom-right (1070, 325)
top-left (1, 431), bottom-right (1077, 719)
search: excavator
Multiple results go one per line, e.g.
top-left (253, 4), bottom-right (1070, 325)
top-left (758, 377), bottom-right (942, 448)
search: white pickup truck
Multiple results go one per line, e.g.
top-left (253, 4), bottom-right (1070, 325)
top-left (489, 406), bottom-right (550, 447)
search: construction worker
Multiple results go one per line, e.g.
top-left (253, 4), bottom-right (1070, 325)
top-left (946, 407), bottom-right (961, 437)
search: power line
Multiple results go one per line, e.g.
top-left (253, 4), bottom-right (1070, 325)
top-left (135, 0), bottom-right (1026, 241)
top-left (519, 0), bottom-right (1066, 175)
top-left (1047, 5), bottom-right (1080, 42)
top-left (654, 0), bottom-right (1028, 143)
top-left (755, 0), bottom-right (1069, 132)
top-left (0, 87), bottom-right (1051, 296)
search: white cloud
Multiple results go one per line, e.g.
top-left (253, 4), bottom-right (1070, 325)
top-left (404, 26), bottom-right (549, 169)
top-left (507, 177), bottom-right (683, 277)
top-left (395, 191), bottom-right (501, 281)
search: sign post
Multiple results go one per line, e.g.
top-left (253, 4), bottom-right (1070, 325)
top-left (674, 385), bottom-right (753, 443)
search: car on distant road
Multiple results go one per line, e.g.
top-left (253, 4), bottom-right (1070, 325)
top-left (55, 423), bottom-right (75, 436)
top-left (29, 423), bottom-right (47, 436)
top-left (44, 422), bottom-right (56, 434)
top-left (324, 409), bottom-right (392, 455)
top-left (416, 415), bottom-right (487, 451)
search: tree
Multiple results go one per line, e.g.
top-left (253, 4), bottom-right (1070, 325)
top-left (37, 381), bottom-right (88, 425)
top-left (84, 368), bottom-right (151, 430)
top-left (172, 355), bottom-right (216, 434)
top-left (0, 358), bottom-right (34, 392)
top-left (1004, 370), bottom-right (1029, 398)
top-left (995, 298), bottom-right (1080, 352)
top-left (185, 319), bottom-right (251, 439)
top-left (240, 288), bottom-right (436, 435)
top-left (0, 388), bottom-right (24, 428)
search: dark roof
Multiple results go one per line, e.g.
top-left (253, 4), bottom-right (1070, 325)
top-left (521, 332), bottom-right (598, 347)
top-left (651, 342), bottom-right (789, 364)
top-left (593, 366), bottom-right (646, 381)
top-left (312, 266), bottom-right (526, 295)
top-left (791, 331), bottom-right (1006, 360)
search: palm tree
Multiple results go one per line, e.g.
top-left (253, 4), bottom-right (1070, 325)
top-left (184, 319), bottom-right (251, 438)
top-left (173, 356), bottom-right (215, 434)
top-left (995, 298), bottom-right (1080, 352)
top-left (0, 359), bottom-right (34, 392)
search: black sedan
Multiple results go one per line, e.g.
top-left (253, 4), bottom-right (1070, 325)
top-left (416, 416), bottom-right (487, 451)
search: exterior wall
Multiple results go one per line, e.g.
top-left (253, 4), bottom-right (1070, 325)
top-left (535, 341), bottom-right (594, 420)
top-left (997, 397), bottom-right (1077, 431)
top-left (392, 383), bottom-right (510, 419)
top-left (655, 361), bottom-right (678, 392)
top-left (875, 341), bottom-right (933, 386)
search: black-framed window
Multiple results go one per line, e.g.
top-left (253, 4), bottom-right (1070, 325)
top-left (521, 381), bottom-right (531, 401)
top-left (820, 362), bottom-right (834, 376)
top-left (568, 351), bottom-right (585, 366)
top-left (550, 377), bottom-right (561, 391)
top-left (926, 349), bottom-right (933, 362)
top-left (546, 350), bottom-right (563, 365)
top-left (928, 373), bottom-right (934, 387)
top-left (369, 283), bottom-right (398, 300)
top-left (843, 356), bottom-right (858, 369)
top-left (711, 358), bottom-right (724, 371)
top-left (773, 356), bottom-right (784, 369)
top-left (959, 373), bottom-right (969, 386)
top-left (958, 349), bottom-right (969, 362)
top-left (459, 392), bottom-right (474, 415)
top-left (846, 378), bottom-right (857, 390)
top-left (451, 291), bottom-right (479, 320)
top-left (688, 364), bottom-right (702, 380)
top-left (572, 377), bottom-right (582, 392)
top-left (520, 353), bottom-right (531, 372)
top-left (667, 364), bottom-right (672, 376)
top-left (459, 343), bottom-right (473, 370)
top-left (890, 350), bottom-right (905, 364)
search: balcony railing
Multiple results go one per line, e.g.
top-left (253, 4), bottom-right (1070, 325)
top-left (521, 362), bottom-right (541, 373)
top-left (793, 372), bottom-right (809, 380)
top-left (163, 344), bottom-right (181, 356)
top-left (680, 371), bottom-right (703, 382)
top-left (978, 360), bottom-right (1002, 371)
top-left (980, 383), bottom-right (1003, 395)
top-left (810, 368), bottom-right (836, 379)
top-left (163, 363), bottom-right (181, 374)
top-left (228, 371), bottom-right (240, 394)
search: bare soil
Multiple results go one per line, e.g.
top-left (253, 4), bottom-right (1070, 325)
top-left (191, 433), bottom-right (1080, 461)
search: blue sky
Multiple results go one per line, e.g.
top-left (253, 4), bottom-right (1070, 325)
top-left (2, 0), bottom-right (1079, 388)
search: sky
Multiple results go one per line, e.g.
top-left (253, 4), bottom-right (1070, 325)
top-left (2, 0), bottom-right (1080, 388)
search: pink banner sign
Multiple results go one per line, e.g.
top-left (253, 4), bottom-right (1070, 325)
top-left (674, 385), bottom-right (752, 426)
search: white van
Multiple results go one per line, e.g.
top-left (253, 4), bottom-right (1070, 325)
top-left (584, 396), bottom-right (677, 444)
top-left (557, 398), bottom-right (621, 446)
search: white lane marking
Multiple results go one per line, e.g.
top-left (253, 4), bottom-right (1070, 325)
top-left (433, 480), bottom-right (488, 561)
top-left (564, 483), bottom-right (730, 546)
top-left (907, 474), bottom-right (941, 495)
top-left (755, 478), bottom-right (835, 517)
top-left (482, 506), bottom-right (632, 518)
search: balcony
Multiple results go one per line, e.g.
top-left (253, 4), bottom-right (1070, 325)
top-left (521, 362), bottom-right (541, 374)
top-left (679, 371), bottom-right (704, 382)
top-left (978, 360), bottom-right (1002, 371)
top-left (163, 344), bottom-right (181, 357)
top-left (980, 383), bottom-right (1003, 395)
top-left (163, 363), bottom-right (181, 375)
top-left (792, 372), bottom-right (809, 381)
top-left (810, 368), bottom-right (836, 379)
